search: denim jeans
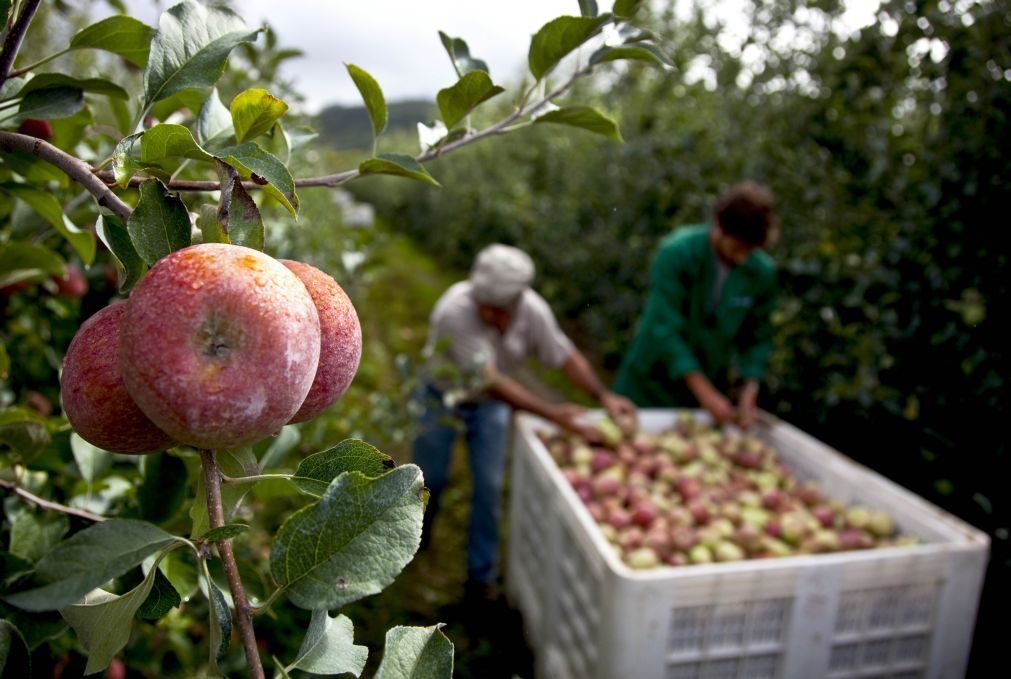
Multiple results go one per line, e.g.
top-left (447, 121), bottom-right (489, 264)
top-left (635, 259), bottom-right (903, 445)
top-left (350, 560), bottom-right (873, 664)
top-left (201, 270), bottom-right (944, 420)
top-left (411, 384), bottom-right (511, 584)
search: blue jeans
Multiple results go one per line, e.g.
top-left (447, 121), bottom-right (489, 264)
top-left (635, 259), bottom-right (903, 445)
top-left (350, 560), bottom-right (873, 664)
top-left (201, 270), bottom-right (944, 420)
top-left (411, 384), bottom-right (511, 584)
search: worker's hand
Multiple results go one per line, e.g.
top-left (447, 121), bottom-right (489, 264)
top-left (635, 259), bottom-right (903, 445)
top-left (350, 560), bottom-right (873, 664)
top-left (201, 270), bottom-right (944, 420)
top-left (550, 403), bottom-right (605, 444)
top-left (697, 388), bottom-right (736, 426)
top-left (736, 381), bottom-right (760, 430)
top-left (600, 391), bottom-right (638, 435)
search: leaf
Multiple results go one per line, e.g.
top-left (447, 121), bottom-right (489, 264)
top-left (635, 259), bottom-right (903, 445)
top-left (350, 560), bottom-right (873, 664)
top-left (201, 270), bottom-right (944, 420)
top-left (257, 425), bottom-right (300, 471)
top-left (135, 567), bottom-right (181, 620)
top-left (190, 447), bottom-right (259, 538)
top-left (9, 512), bottom-right (68, 564)
top-left (0, 620), bottom-right (31, 678)
top-left (196, 202), bottom-right (227, 245)
top-left (137, 451), bottom-right (188, 524)
top-left (359, 153), bottom-right (440, 187)
top-left (215, 162), bottom-right (264, 250)
top-left (436, 71), bottom-right (505, 130)
top-left (2, 520), bottom-right (176, 612)
top-left (532, 105), bottom-right (623, 141)
top-left (197, 88), bottom-right (235, 145)
top-left (613, 0), bottom-right (643, 18)
top-left (17, 74), bottom-right (129, 100)
top-left (96, 214), bottom-right (147, 293)
top-left (70, 433), bottom-right (114, 483)
top-left (0, 407), bottom-right (50, 465)
top-left (0, 241), bottom-right (64, 289)
top-left (12, 87), bottom-right (84, 122)
top-left (590, 42), bottom-right (673, 68)
top-left (292, 439), bottom-right (395, 498)
top-left (60, 579), bottom-right (156, 676)
top-left (159, 550), bottom-right (199, 602)
top-left (578, 0), bottom-right (599, 17)
top-left (110, 132), bottom-right (145, 187)
top-left (346, 64), bottom-right (387, 140)
top-left (143, 0), bottom-right (261, 106)
top-left (139, 123), bottom-right (214, 164)
top-left (0, 183), bottom-right (96, 265)
top-left (218, 142), bottom-right (299, 215)
top-left (0, 345), bottom-right (8, 381)
top-left (200, 524), bottom-right (249, 542)
top-left (374, 625), bottom-right (454, 679)
top-left (127, 179), bottom-right (192, 266)
top-left (70, 15), bottom-right (155, 68)
top-left (438, 32), bottom-right (489, 76)
top-left (231, 88), bottom-right (288, 143)
top-left (287, 610), bottom-right (368, 676)
top-left (206, 575), bottom-right (232, 668)
top-left (528, 15), bottom-right (612, 80)
top-left (269, 465), bottom-right (425, 610)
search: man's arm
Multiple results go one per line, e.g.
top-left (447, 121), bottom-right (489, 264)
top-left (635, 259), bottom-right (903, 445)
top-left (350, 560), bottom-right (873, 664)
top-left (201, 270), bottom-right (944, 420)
top-left (561, 350), bottom-right (637, 427)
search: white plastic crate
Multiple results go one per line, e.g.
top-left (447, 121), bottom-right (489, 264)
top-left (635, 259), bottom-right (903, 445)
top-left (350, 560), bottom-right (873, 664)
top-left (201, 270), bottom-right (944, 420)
top-left (506, 410), bottom-right (990, 679)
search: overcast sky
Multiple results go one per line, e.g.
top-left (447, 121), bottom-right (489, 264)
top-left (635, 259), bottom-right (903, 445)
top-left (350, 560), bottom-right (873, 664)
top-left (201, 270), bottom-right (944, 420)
top-left (113, 0), bottom-right (586, 113)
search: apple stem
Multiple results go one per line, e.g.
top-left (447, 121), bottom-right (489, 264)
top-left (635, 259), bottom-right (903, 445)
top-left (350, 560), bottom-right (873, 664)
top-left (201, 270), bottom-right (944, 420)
top-left (199, 449), bottom-right (265, 679)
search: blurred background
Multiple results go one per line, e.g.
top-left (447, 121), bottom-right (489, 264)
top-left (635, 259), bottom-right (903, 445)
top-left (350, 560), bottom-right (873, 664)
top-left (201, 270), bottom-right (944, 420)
top-left (1, 1), bottom-right (1006, 677)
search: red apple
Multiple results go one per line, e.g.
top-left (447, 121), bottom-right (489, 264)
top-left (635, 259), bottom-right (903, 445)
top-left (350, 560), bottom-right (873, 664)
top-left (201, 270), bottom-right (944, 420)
top-left (119, 244), bottom-right (321, 449)
top-left (60, 302), bottom-right (176, 454)
top-left (17, 118), bottom-right (53, 141)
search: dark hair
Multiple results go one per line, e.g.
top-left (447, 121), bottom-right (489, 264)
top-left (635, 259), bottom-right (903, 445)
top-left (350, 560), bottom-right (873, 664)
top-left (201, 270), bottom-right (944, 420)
top-left (713, 181), bottom-right (778, 246)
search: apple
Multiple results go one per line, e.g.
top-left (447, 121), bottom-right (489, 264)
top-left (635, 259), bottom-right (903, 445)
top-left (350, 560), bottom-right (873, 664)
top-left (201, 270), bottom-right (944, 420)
top-left (17, 118), bottom-right (53, 141)
top-left (60, 302), bottom-right (176, 454)
top-left (282, 259), bottom-right (361, 423)
top-left (53, 263), bottom-right (88, 299)
top-left (119, 244), bottom-right (321, 449)
top-left (626, 546), bottom-right (660, 569)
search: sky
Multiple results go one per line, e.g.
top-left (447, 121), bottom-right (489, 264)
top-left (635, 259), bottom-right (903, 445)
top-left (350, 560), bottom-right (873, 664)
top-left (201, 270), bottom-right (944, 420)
top-left (111, 1), bottom-right (882, 114)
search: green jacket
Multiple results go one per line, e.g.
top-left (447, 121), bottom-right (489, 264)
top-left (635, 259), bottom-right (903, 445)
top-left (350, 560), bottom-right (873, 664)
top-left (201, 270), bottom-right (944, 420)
top-left (614, 224), bottom-right (779, 407)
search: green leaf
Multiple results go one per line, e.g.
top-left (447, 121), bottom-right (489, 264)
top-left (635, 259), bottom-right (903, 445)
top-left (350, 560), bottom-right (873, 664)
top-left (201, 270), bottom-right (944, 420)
top-left (96, 214), bottom-right (147, 293)
top-left (197, 88), bottom-right (234, 146)
top-left (127, 179), bottom-right (192, 266)
top-left (438, 32), bottom-right (489, 76)
top-left (0, 241), bottom-right (64, 289)
top-left (70, 433), bottom-right (114, 483)
top-left (270, 465), bottom-right (425, 610)
top-left (0, 620), bottom-right (31, 679)
top-left (17, 74), bottom-right (128, 100)
top-left (578, 0), bottom-right (599, 17)
top-left (2, 519), bottom-right (176, 612)
top-left (136, 567), bottom-right (181, 620)
top-left (190, 447), bottom-right (259, 537)
top-left (590, 42), bottom-right (673, 68)
top-left (9, 512), bottom-right (68, 564)
top-left (230, 88), bottom-right (288, 143)
top-left (200, 524), bottom-right (249, 542)
top-left (0, 183), bottom-right (96, 265)
top-left (0, 345), bottom-right (8, 381)
top-left (613, 0), bottom-right (643, 18)
top-left (292, 439), bottom-right (395, 498)
top-left (206, 575), bottom-right (232, 668)
top-left (60, 578), bottom-right (157, 676)
top-left (70, 15), bottom-right (155, 68)
top-left (532, 105), bottom-right (623, 141)
top-left (143, 0), bottom-right (261, 106)
top-left (528, 15), bottom-right (612, 80)
top-left (257, 425), bottom-right (300, 471)
top-left (140, 123), bottom-right (215, 163)
top-left (287, 610), bottom-right (368, 676)
top-left (215, 161), bottom-right (264, 250)
top-left (196, 202), bottom-right (228, 245)
top-left (345, 64), bottom-right (387, 141)
top-left (12, 87), bottom-right (83, 122)
top-left (137, 452), bottom-right (188, 524)
top-left (375, 625), bottom-right (454, 679)
top-left (359, 153), bottom-right (440, 187)
top-left (0, 407), bottom-right (50, 465)
top-left (110, 132), bottom-right (145, 187)
top-left (436, 71), bottom-right (505, 130)
top-left (159, 550), bottom-right (199, 602)
top-left (218, 142), bottom-right (299, 215)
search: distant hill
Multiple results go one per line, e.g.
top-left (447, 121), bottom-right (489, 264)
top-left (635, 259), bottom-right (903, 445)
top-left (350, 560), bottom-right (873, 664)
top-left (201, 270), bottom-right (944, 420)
top-left (315, 99), bottom-right (437, 151)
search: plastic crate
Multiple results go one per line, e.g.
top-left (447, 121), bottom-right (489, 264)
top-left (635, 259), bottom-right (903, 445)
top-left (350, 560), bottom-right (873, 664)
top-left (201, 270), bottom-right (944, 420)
top-left (505, 410), bottom-right (989, 679)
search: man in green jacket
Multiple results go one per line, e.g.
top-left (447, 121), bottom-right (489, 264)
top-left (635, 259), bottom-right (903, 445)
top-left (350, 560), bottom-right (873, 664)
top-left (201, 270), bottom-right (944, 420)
top-left (614, 181), bottom-right (780, 429)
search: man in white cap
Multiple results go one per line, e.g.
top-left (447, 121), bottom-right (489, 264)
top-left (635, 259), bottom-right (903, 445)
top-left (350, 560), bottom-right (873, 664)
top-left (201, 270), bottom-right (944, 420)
top-left (412, 243), bottom-right (636, 603)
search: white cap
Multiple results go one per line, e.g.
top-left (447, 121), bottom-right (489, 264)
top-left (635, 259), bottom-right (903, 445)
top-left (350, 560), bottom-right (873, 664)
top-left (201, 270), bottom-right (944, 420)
top-left (469, 244), bottom-right (535, 307)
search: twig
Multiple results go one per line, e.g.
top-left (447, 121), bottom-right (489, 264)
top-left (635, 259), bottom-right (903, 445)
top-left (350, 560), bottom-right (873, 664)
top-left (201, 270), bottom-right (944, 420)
top-left (0, 0), bottom-right (42, 90)
top-left (0, 131), bottom-right (133, 222)
top-left (0, 478), bottom-right (107, 522)
top-left (199, 449), bottom-right (265, 679)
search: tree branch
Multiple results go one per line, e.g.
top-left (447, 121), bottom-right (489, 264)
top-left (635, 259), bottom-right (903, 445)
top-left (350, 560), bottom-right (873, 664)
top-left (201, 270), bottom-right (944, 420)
top-left (0, 478), bottom-right (107, 522)
top-left (0, 131), bottom-right (134, 221)
top-left (0, 0), bottom-right (42, 90)
top-left (199, 449), bottom-right (265, 679)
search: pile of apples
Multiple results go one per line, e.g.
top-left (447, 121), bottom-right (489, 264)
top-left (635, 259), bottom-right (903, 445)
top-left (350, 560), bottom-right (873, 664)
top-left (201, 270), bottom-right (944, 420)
top-left (538, 413), bottom-right (917, 569)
